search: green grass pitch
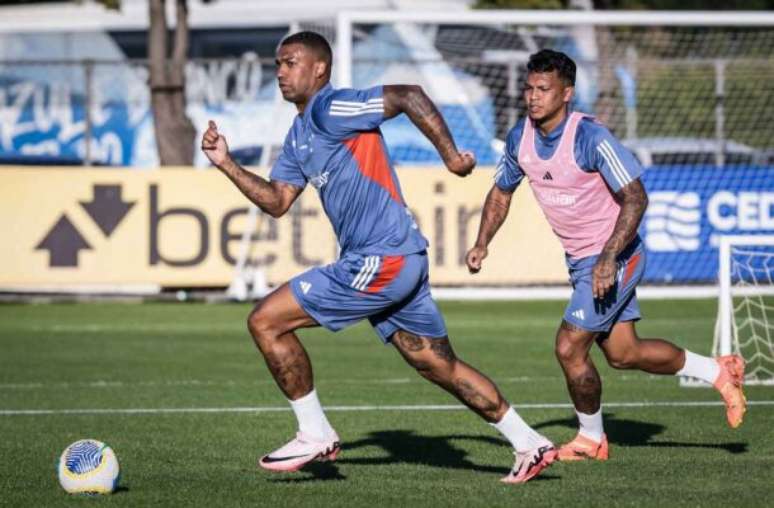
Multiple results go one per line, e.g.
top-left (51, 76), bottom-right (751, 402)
top-left (1, 299), bottom-right (772, 507)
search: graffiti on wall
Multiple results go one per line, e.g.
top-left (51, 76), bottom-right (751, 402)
top-left (0, 56), bottom-right (272, 166)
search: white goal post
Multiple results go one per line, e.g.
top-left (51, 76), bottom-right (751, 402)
top-left (715, 235), bottom-right (774, 385)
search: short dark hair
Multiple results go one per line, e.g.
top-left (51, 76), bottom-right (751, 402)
top-left (279, 31), bottom-right (332, 67)
top-left (527, 49), bottom-right (576, 86)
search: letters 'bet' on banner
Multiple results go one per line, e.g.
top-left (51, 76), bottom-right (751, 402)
top-left (0, 167), bottom-right (567, 289)
top-left (3, 166), bottom-right (772, 290)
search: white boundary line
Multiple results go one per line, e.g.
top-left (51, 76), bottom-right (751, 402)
top-left (0, 284), bottom-right (161, 295)
top-left (2, 400), bottom-right (773, 416)
top-left (431, 285), bottom-right (721, 301)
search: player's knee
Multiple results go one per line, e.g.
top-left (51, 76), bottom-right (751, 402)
top-left (246, 306), bottom-right (278, 348)
top-left (554, 339), bottom-right (579, 365)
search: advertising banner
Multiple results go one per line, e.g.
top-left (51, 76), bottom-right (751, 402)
top-left (0, 167), bottom-right (568, 290)
top-left (640, 166), bottom-right (774, 283)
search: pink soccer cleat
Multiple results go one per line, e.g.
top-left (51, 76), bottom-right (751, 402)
top-left (557, 433), bottom-right (609, 462)
top-left (714, 355), bottom-right (747, 429)
top-left (500, 440), bottom-right (557, 484)
top-left (258, 431), bottom-right (341, 472)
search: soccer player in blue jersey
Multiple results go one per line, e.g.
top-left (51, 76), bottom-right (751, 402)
top-left (466, 49), bottom-right (746, 462)
top-left (201, 32), bottom-right (556, 483)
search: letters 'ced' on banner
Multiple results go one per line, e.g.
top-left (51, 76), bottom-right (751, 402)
top-left (0, 167), bottom-right (566, 289)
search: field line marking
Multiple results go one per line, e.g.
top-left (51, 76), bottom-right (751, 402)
top-left (2, 400), bottom-right (774, 416)
top-left (0, 374), bottom-right (690, 390)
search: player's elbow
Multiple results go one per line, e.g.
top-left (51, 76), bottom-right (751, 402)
top-left (384, 84), bottom-right (428, 118)
top-left (261, 191), bottom-right (293, 218)
top-left (405, 84), bottom-right (425, 98)
top-left (264, 206), bottom-right (286, 219)
top-left (640, 191), bottom-right (649, 212)
top-left (619, 180), bottom-right (648, 214)
top-left (632, 188), bottom-right (648, 220)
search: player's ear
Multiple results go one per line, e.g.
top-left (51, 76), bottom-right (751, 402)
top-left (563, 85), bottom-right (574, 104)
top-left (314, 61), bottom-right (327, 80)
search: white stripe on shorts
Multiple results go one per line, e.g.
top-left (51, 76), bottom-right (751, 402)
top-left (352, 256), bottom-right (379, 290)
top-left (356, 257), bottom-right (381, 291)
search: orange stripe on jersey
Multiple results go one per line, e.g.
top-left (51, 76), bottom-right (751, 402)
top-left (343, 132), bottom-right (402, 203)
top-left (366, 255), bottom-right (405, 293)
top-left (622, 253), bottom-right (642, 286)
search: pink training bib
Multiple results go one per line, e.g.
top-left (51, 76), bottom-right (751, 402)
top-left (517, 112), bottom-right (619, 259)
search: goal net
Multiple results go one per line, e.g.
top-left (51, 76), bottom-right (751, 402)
top-left (714, 236), bottom-right (774, 385)
top-left (336, 11), bottom-right (774, 170)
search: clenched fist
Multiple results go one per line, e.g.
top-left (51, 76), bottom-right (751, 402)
top-left (201, 120), bottom-right (231, 168)
top-left (465, 245), bottom-right (488, 274)
top-left (447, 150), bottom-right (476, 177)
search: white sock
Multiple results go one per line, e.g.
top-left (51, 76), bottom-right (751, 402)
top-left (576, 408), bottom-right (604, 442)
top-left (491, 406), bottom-right (545, 453)
top-left (288, 389), bottom-right (336, 441)
top-left (676, 350), bottom-right (720, 384)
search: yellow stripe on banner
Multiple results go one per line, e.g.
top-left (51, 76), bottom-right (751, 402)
top-left (0, 167), bottom-right (566, 289)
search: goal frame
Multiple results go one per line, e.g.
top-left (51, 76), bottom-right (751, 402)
top-left (716, 235), bottom-right (774, 380)
top-left (335, 10), bottom-right (774, 88)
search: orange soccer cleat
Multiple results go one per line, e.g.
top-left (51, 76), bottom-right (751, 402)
top-left (557, 433), bottom-right (609, 462)
top-left (714, 355), bottom-right (747, 429)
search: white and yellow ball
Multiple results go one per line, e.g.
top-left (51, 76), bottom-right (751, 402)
top-left (57, 439), bottom-right (120, 495)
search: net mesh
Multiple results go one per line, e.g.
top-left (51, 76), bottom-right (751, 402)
top-left (726, 245), bottom-right (774, 384)
top-left (348, 23), bottom-right (774, 165)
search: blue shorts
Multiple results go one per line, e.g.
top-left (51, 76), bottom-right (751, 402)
top-left (563, 238), bottom-right (645, 333)
top-left (289, 250), bottom-right (447, 343)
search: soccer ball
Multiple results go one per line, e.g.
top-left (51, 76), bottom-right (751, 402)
top-left (57, 439), bottom-right (120, 495)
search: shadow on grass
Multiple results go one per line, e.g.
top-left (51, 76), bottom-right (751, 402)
top-left (533, 414), bottom-right (747, 454)
top-left (337, 429), bottom-right (560, 481)
top-left (266, 461), bottom-right (347, 483)
top-left (266, 412), bottom-right (745, 482)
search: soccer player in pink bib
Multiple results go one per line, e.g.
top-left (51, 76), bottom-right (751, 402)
top-left (202, 32), bottom-right (556, 483)
top-left (466, 49), bottom-right (747, 462)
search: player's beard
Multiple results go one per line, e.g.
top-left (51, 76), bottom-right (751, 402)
top-left (531, 104), bottom-right (565, 128)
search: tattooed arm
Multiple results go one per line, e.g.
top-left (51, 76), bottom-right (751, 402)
top-left (201, 120), bottom-right (302, 218)
top-left (592, 179), bottom-right (649, 299)
top-left (465, 185), bottom-right (514, 274)
top-left (383, 85), bottom-right (475, 177)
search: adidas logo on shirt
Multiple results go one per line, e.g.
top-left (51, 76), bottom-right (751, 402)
top-left (571, 309), bottom-right (585, 321)
top-left (300, 281), bottom-right (312, 295)
top-left (542, 171), bottom-right (553, 180)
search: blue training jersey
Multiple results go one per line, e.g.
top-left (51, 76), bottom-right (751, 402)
top-left (494, 115), bottom-right (644, 193)
top-left (270, 83), bottom-right (428, 256)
